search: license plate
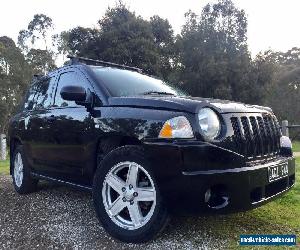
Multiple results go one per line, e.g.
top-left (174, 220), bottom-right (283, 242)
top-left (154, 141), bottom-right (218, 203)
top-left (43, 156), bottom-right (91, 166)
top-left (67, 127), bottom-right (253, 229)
top-left (268, 162), bottom-right (289, 182)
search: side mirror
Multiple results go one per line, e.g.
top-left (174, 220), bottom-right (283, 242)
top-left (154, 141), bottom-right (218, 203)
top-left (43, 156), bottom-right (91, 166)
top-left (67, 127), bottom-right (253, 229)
top-left (60, 85), bottom-right (86, 102)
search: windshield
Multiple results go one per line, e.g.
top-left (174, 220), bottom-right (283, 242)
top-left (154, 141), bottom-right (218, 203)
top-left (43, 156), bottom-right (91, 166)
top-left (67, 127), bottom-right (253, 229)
top-left (91, 66), bottom-right (185, 97)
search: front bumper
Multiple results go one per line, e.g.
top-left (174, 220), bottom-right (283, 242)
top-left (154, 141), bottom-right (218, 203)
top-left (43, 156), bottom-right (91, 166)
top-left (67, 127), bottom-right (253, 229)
top-left (144, 140), bottom-right (296, 214)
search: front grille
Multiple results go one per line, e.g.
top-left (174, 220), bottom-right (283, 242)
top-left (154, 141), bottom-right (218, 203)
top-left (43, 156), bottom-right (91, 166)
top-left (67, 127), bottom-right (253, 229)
top-left (230, 114), bottom-right (281, 159)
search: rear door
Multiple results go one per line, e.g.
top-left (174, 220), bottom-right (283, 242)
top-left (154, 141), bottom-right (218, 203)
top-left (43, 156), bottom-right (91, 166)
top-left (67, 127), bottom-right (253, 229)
top-left (27, 75), bottom-right (58, 172)
top-left (17, 79), bottom-right (42, 168)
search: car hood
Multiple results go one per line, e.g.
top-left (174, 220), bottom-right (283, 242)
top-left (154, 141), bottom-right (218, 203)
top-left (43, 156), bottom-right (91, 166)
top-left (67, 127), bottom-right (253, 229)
top-left (107, 96), bottom-right (272, 114)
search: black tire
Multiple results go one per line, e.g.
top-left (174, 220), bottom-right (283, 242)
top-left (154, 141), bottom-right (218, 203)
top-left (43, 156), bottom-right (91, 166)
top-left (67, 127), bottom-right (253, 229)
top-left (12, 145), bottom-right (38, 194)
top-left (93, 145), bottom-right (169, 243)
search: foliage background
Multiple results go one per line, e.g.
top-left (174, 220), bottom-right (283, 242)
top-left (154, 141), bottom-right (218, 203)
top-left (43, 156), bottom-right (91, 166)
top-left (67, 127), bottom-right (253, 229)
top-left (0, 0), bottom-right (299, 137)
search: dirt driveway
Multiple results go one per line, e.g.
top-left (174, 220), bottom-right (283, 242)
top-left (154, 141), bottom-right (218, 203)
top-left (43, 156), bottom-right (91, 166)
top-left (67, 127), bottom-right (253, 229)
top-left (0, 175), bottom-right (226, 250)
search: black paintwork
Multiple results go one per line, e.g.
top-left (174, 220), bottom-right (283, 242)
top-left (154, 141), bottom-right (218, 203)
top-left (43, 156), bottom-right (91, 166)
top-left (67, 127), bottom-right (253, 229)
top-left (8, 63), bottom-right (295, 214)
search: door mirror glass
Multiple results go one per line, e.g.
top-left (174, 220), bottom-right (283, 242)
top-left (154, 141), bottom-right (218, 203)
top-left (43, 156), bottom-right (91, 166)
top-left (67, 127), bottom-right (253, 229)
top-left (60, 85), bottom-right (86, 102)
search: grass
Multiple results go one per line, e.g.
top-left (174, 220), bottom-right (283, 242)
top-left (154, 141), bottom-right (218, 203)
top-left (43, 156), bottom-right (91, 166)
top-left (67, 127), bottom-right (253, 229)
top-left (0, 157), bottom-right (9, 175)
top-left (0, 155), bottom-right (299, 249)
top-left (293, 140), bottom-right (300, 152)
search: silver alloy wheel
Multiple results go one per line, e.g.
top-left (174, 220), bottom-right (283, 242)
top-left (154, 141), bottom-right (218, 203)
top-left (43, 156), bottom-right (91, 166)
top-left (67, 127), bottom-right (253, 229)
top-left (14, 152), bottom-right (24, 188)
top-left (102, 161), bottom-right (156, 230)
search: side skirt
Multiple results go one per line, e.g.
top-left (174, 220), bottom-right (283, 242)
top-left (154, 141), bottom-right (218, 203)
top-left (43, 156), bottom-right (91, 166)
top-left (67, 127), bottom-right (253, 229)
top-left (31, 172), bottom-right (93, 192)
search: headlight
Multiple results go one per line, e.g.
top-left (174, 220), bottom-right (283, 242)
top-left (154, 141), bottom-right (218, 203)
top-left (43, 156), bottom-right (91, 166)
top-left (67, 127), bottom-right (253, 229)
top-left (159, 116), bottom-right (194, 139)
top-left (198, 108), bottom-right (220, 139)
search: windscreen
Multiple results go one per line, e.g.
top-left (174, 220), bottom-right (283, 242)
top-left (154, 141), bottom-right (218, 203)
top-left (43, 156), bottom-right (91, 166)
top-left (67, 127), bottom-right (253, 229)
top-left (91, 66), bottom-right (184, 97)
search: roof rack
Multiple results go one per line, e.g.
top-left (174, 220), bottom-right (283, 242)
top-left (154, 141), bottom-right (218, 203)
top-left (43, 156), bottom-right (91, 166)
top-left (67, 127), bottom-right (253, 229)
top-left (67, 55), bottom-right (143, 73)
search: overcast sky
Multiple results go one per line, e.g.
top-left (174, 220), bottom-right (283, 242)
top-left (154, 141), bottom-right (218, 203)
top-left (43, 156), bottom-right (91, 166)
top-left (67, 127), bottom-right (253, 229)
top-left (1, 0), bottom-right (300, 56)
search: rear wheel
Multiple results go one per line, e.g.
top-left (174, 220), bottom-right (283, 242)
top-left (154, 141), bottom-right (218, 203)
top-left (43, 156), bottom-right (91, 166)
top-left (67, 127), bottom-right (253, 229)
top-left (12, 145), bottom-right (38, 194)
top-left (93, 146), bottom-right (169, 243)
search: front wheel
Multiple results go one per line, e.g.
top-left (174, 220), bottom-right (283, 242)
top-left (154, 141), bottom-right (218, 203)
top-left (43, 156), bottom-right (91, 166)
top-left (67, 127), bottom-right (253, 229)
top-left (93, 146), bottom-right (169, 243)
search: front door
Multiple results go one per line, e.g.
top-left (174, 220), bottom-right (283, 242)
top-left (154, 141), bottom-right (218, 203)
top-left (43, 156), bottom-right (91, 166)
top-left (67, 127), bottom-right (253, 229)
top-left (42, 69), bottom-right (96, 183)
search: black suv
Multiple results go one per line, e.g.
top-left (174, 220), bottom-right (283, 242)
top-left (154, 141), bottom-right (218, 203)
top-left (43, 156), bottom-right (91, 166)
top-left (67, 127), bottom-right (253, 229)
top-left (9, 57), bottom-right (295, 243)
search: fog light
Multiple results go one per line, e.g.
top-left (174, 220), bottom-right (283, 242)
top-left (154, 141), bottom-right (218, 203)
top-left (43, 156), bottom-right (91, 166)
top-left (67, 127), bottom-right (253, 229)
top-left (204, 185), bottom-right (230, 209)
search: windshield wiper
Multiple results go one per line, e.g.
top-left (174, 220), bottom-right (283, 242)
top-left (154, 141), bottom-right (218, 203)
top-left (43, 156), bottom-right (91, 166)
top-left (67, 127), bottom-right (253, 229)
top-left (142, 91), bottom-right (175, 96)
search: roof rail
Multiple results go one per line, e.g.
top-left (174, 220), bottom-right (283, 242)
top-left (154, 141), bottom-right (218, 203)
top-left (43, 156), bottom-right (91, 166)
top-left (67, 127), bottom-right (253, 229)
top-left (67, 55), bottom-right (143, 73)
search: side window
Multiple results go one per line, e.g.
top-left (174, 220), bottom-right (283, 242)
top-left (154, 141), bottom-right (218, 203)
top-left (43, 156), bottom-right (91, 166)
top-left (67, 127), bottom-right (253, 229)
top-left (54, 71), bottom-right (90, 108)
top-left (34, 77), bottom-right (56, 110)
top-left (23, 82), bottom-right (39, 110)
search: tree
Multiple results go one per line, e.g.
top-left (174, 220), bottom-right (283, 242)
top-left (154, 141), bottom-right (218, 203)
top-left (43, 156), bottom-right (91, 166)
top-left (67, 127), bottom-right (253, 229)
top-left (52, 31), bottom-right (72, 61)
top-left (247, 51), bottom-right (276, 105)
top-left (61, 3), bottom-right (175, 78)
top-left (28, 14), bottom-right (53, 48)
top-left (59, 27), bottom-right (97, 57)
top-left (26, 49), bottom-right (56, 75)
top-left (18, 14), bottom-right (56, 74)
top-left (149, 15), bottom-right (176, 79)
top-left (18, 14), bottom-right (53, 51)
top-left (0, 36), bottom-right (32, 133)
top-left (264, 48), bottom-right (300, 138)
top-left (177, 0), bottom-right (264, 103)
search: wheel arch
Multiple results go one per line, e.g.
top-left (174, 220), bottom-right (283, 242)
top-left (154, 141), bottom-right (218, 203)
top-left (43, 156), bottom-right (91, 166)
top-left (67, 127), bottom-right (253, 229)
top-left (93, 135), bottom-right (142, 175)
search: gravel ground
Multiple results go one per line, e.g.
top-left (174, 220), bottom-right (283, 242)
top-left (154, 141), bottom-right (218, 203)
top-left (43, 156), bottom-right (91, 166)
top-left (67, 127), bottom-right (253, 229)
top-left (0, 175), bottom-right (227, 250)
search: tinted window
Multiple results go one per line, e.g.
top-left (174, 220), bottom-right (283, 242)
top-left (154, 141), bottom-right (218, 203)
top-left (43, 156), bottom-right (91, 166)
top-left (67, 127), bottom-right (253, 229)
top-left (34, 77), bottom-right (55, 110)
top-left (54, 71), bottom-right (90, 107)
top-left (23, 83), bottom-right (38, 110)
top-left (91, 67), bottom-right (184, 97)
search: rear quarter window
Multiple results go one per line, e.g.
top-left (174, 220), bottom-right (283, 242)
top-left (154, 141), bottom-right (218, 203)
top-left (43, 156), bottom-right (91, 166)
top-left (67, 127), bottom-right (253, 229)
top-left (34, 77), bottom-right (56, 110)
top-left (22, 76), bottom-right (56, 111)
top-left (23, 82), bottom-right (38, 111)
